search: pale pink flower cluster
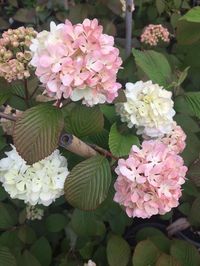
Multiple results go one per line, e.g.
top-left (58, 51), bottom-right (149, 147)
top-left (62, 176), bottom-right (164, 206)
top-left (30, 19), bottom-right (122, 106)
top-left (0, 27), bottom-right (37, 82)
top-left (160, 122), bottom-right (186, 154)
top-left (141, 24), bottom-right (170, 46)
top-left (114, 140), bottom-right (187, 219)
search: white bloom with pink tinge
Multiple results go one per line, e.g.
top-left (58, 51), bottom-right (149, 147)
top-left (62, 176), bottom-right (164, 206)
top-left (0, 146), bottom-right (69, 206)
top-left (114, 140), bottom-right (187, 219)
top-left (116, 81), bottom-right (176, 138)
top-left (84, 260), bottom-right (96, 266)
top-left (30, 19), bottom-right (122, 106)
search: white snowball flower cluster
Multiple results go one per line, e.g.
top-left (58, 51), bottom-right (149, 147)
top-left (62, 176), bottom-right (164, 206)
top-left (84, 260), bottom-right (96, 266)
top-left (26, 204), bottom-right (44, 220)
top-left (116, 81), bottom-right (175, 137)
top-left (0, 145), bottom-right (69, 206)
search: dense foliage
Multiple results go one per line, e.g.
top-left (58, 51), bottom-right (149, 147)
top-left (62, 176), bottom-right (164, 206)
top-left (0, 1), bottom-right (200, 266)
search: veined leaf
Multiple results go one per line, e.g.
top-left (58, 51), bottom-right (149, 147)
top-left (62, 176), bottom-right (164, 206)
top-left (14, 103), bottom-right (64, 164)
top-left (107, 235), bottom-right (131, 266)
top-left (65, 105), bottom-right (104, 138)
top-left (132, 240), bottom-right (161, 266)
top-left (0, 246), bottom-right (17, 266)
top-left (109, 123), bottom-right (139, 157)
top-left (156, 253), bottom-right (181, 266)
top-left (184, 92), bottom-right (200, 119)
top-left (64, 155), bottom-right (111, 210)
top-left (132, 49), bottom-right (172, 87)
top-left (170, 240), bottom-right (200, 266)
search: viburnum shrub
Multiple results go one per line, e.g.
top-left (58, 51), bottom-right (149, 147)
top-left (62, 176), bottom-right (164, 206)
top-left (0, 1), bottom-right (200, 265)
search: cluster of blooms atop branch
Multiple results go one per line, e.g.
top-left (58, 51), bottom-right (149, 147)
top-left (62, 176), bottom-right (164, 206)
top-left (114, 140), bottom-right (187, 219)
top-left (30, 19), bottom-right (122, 106)
top-left (26, 204), bottom-right (44, 220)
top-left (0, 27), bottom-right (37, 82)
top-left (141, 24), bottom-right (170, 46)
top-left (116, 81), bottom-right (175, 138)
top-left (0, 146), bottom-right (69, 206)
top-left (84, 260), bottom-right (96, 266)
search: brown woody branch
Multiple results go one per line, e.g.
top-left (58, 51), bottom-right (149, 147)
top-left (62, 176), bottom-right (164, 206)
top-left (0, 112), bottom-right (117, 160)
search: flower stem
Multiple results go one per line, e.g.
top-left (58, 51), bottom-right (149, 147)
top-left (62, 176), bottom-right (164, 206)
top-left (125, 0), bottom-right (134, 57)
top-left (24, 78), bottom-right (30, 107)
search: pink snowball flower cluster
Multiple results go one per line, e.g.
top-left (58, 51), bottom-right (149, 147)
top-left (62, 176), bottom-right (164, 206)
top-left (30, 19), bottom-right (122, 106)
top-left (141, 24), bottom-right (170, 46)
top-left (0, 27), bottom-right (37, 82)
top-left (114, 140), bottom-right (187, 219)
top-left (160, 122), bottom-right (186, 154)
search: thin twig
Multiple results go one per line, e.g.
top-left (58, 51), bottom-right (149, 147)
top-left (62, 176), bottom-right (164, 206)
top-left (0, 112), bottom-right (16, 121)
top-left (125, 0), bottom-right (134, 57)
top-left (0, 113), bottom-right (118, 160)
top-left (24, 78), bottom-right (30, 107)
top-left (89, 143), bottom-right (119, 160)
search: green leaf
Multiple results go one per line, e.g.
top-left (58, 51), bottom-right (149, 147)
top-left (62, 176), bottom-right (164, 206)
top-left (20, 250), bottom-right (41, 266)
top-left (100, 105), bottom-right (117, 124)
top-left (65, 155), bottom-right (112, 210)
top-left (184, 92), bottom-right (200, 119)
top-left (0, 187), bottom-right (7, 201)
top-left (178, 203), bottom-right (190, 216)
top-left (132, 49), bottom-right (172, 87)
top-left (174, 114), bottom-right (199, 133)
top-left (17, 225), bottom-right (36, 244)
top-left (0, 203), bottom-right (17, 229)
top-left (109, 123), bottom-right (139, 157)
top-left (136, 227), bottom-right (171, 253)
top-left (0, 79), bottom-right (12, 105)
top-left (170, 240), bottom-right (200, 266)
top-left (107, 235), bottom-right (131, 266)
top-left (181, 132), bottom-right (200, 166)
top-left (13, 103), bottom-right (64, 164)
top-left (156, 0), bottom-right (165, 15)
top-left (31, 237), bottom-right (52, 266)
top-left (45, 213), bottom-right (68, 233)
top-left (174, 0), bottom-right (181, 8)
top-left (156, 253), bottom-right (181, 266)
top-left (0, 246), bottom-right (17, 266)
top-left (136, 227), bottom-right (165, 242)
top-left (188, 196), bottom-right (200, 226)
top-left (180, 7), bottom-right (200, 23)
top-left (177, 21), bottom-right (200, 45)
top-left (0, 231), bottom-right (22, 250)
top-left (187, 159), bottom-right (200, 187)
top-left (71, 209), bottom-right (105, 237)
top-left (132, 240), bottom-right (161, 266)
top-left (65, 105), bottom-right (104, 138)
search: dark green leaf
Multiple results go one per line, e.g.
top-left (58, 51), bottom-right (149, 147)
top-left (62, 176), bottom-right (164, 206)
top-left (13, 103), bottom-right (64, 164)
top-left (170, 240), bottom-right (200, 266)
top-left (132, 240), bottom-right (161, 266)
top-left (31, 237), bottom-right (52, 266)
top-left (0, 246), bottom-right (17, 266)
top-left (107, 235), bottom-right (131, 266)
top-left (156, 253), bottom-right (181, 266)
top-left (109, 123), bottom-right (139, 157)
top-left (65, 155), bottom-right (111, 210)
top-left (71, 209), bottom-right (105, 237)
top-left (45, 213), bottom-right (68, 233)
top-left (65, 105), bottom-right (104, 138)
top-left (132, 49), bottom-right (172, 87)
top-left (20, 250), bottom-right (41, 266)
